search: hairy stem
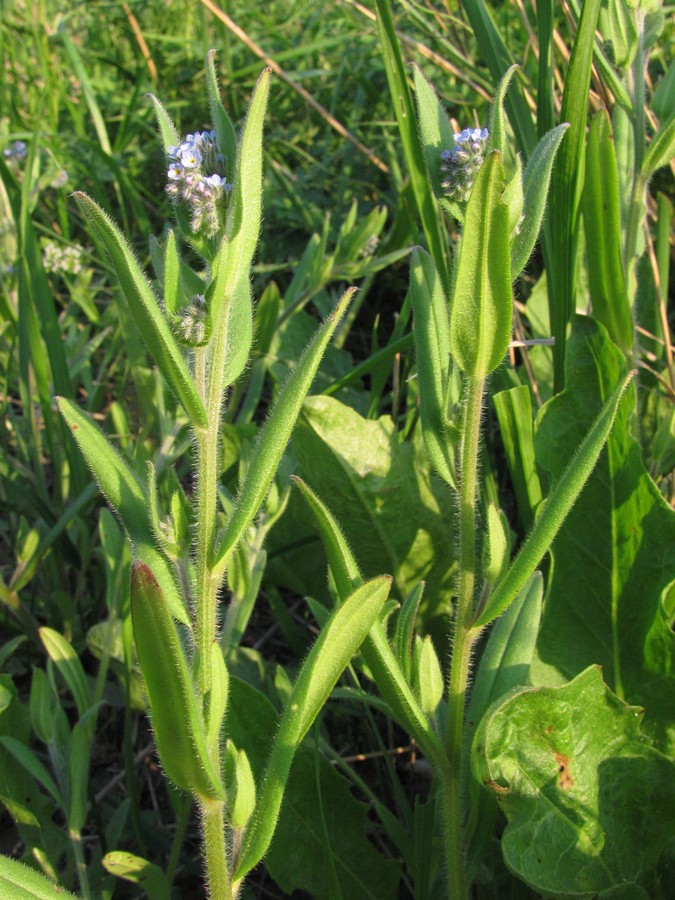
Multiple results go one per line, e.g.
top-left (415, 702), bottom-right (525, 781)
top-left (202, 800), bottom-right (234, 899)
top-left (444, 374), bottom-right (484, 900)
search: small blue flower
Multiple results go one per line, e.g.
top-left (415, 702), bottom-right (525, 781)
top-left (168, 163), bottom-right (185, 180)
top-left (440, 126), bottom-right (490, 202)
top-left (179, 146), bottom-right (202, 168)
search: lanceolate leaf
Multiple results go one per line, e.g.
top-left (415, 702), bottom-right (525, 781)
top-left (73, 192), bottom-right (207, 428)
top-left (412, 65), bottom-right (456, 199)
top-left (475, 358), bottom-right (635, 629)
top-left (131, 563), bottom-right (225, 802)
top-left (512, 123), bottom-right (569, 278)
top-left (56, 398), bottom-right (189, 624)
top-left (583, 111), bottom-right (632, 352)
top-left (489, 65), bottom-right (519, 155)
top-left (291, 476), bottom-right (446, 770)
top-left (226, 678), bottom-right (400, 899)
top-left (410, 248), bottom-right (456, 488)
top-left (212, 288), bottom-right (355, 575)
top-left (235, 576), bottom-right (391, 877)
top-left (0, 856), bottom-right (77, 899)
top-left (450, 152), bottom-right (512, 377)
top-left (206, 50), bottom-right (237, 175)
top-left (549, 0), bottom-right (602, 390)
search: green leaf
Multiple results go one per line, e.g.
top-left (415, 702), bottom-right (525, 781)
top-left (374, 0), bottom-right (450, 293)
top-left (206, 50), bottom-right (237, 175)
top-left (512, 123), bottom-right (569, 278)
top-left (492, 385), bottom-right (543, 533)
top-left (130, 563), bottom-right (224, 801)
top-left (450, 152), bottom-right (512, 377)
top-left (102, 850), bottom-right (169, 900)
top-left (410, 248), bottom-right (457, 488)
top-left (212, 288), bottom-right (355, 575)
top-left (641, 111), bottom-right (675, 183)
top-left (293, 395), bottom-right (456, 633)
top-left (56, 398), bottom-right (189, 624)
top-left (465, 574), bottom-right (543, 874)
top-left (548, 0), bottom-right (602, 389)
top-left (488, 65), bottom-right (519, 155)
top-left (73, 192), bottom-right (207, 428)
top-left (208, 67), bottom-right (271, 386)
top-left (475, 339), bottom-right (634, 629)
top-left (226, 677), bottom-right (400, 899)
top-left (0, 856), bottom-right (77, 899)
top-left (235, 576), bottom-right (391, 877)
top-left (39, 628), bottom-right (91, 722)
top-left (583, 111), bottom-right (632, 352)
top-left (412, 65), bottom-right (456, 199)
top-left (472, 666), bottom-right (675, 897)
top-left (68, 720), bottom-right (91, 833)
top-left (146, 92), bottom-right (180, 154)
top-left (291, 477), bottom-right (446, 770)
top-left (530, 316), bottom-right (675, 752)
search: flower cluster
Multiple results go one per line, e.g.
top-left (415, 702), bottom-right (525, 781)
top-left (3, 140), bottom-right (27, 162)
top-left (42, 241), bottom-right (85, 275)
top-left (440, 127), bottom-right (489, 203)
top-left (166, 130), bottom-right (230, 237)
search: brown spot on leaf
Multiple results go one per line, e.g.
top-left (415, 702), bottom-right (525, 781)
top-left (555, 752), bottom-right (574, 790)
top-left (484, 778), bottom-right (510, 799)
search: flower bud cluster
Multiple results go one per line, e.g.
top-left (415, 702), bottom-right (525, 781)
top-left (42, 240), bottom-right (85, 275)
top-left (440, 127), bottom-right (489, 202)
top-left (175, 293), bottom-right (209, 346)
top-left (166, 130), bottom-right (231, 237)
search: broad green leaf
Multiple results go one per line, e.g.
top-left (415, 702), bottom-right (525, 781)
top-left (450, 151), bottom-right (512, 377)
top-left (56, 398), bottom-right (189, 624)
top-left (102, 851), bottom-right (169, 900)
top-left (475, 353), bottom-right (634, 629)
top-left (235, 576), bottom-right (391, 877)
top-left (549, 0), bottom-right (602, 389)
top-left (73, 193), bottom-right (207, 428)
top-left (472, 666), bottom-right (675, 897)
top-left (530, 316), bottom-right (675, 753)
top-left (0, 855), bottom-right (77, 899)
top-left (410, 248), bottom-right (457, 488)
top-left (583, 111), bottom-right (632, 352)
top-left (412, 65), bottom-right (456, 199)
top-left (512, 123), bottom-right (569, 278)
top-left (226, 677), bottom-right (400, 898)
top-left (130, 563), bottom-right (224, 801)
top-left (292, 395), bottom-right (455, 633)
top-left (212, 288), bottom-right (355, 575)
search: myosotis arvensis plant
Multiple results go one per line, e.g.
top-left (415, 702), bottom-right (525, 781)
top-left (294, 65), bottom-right (635, 898)
top-left (56, 56), bottom-right (392, 899)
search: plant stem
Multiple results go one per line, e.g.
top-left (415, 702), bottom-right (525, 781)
top-left (202, 799), bottom-right (234, 899)
top-left (444, 374), bottom-right (484, 900)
